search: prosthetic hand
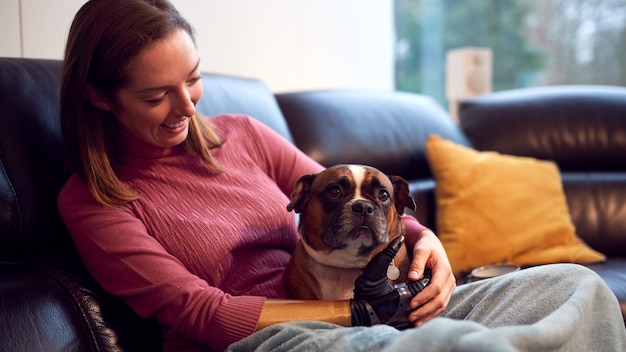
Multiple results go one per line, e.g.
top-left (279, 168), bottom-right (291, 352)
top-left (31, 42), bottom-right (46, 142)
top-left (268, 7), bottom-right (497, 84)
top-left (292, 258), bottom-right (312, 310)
top-left (350, 236), bottom-right (432, 329)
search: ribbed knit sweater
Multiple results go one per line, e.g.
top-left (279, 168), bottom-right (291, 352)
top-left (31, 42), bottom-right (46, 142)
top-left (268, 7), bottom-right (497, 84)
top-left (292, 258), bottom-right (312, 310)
top-left (58, 114), bottom-right (427, 351)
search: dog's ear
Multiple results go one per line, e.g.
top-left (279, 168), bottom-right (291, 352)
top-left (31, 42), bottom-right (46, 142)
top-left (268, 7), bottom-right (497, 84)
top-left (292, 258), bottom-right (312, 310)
top-left (390, 175), bottom-right (416, 215)
top-left (287, 173), bottom-right (317, 213)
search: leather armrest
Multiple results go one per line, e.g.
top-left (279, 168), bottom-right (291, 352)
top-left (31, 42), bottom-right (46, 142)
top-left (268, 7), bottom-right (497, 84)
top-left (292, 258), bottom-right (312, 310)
top-left (0, 262), bottom-right (163, 352)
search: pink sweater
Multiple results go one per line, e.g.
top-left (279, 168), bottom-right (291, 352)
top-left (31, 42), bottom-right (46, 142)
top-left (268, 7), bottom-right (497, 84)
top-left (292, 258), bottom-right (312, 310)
top-left (58, 114), bottom-right (427, 351)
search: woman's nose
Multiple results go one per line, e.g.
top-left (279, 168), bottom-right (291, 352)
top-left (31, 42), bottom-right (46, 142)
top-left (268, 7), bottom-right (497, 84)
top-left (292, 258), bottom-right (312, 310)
top-left (173, 88), bottom-right (196, 117)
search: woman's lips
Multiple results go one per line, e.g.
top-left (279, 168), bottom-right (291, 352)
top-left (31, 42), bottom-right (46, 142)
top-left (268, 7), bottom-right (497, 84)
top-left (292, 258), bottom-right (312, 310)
top-left (161, 118), bottom-right (188, 131)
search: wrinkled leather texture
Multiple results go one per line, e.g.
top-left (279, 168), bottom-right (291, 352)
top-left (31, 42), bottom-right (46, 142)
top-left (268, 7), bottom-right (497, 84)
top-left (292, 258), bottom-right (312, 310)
top-left (0, 263), bottom-right (92, 352)
top-left (0, 262), bottom-right (162, 352)
top-left (459, 86), bottom-right (626, 322)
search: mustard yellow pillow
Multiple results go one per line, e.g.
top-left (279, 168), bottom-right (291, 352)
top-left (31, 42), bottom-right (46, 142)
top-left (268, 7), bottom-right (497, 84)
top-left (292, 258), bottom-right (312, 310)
top-left (425, 135), bottom-right (605, 276)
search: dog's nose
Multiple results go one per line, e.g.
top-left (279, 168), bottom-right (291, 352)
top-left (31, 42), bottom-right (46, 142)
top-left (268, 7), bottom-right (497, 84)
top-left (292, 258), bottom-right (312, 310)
top-left (352, 200), bottom-right (374, 216)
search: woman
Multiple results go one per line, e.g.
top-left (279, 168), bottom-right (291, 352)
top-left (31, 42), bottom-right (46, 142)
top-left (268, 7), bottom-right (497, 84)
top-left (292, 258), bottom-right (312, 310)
top-left (58, 1), bottom-right (626, 351)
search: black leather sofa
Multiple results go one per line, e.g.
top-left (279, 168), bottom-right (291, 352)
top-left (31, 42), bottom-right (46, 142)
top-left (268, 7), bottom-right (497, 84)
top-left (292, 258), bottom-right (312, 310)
top-left (1, 57), bottom-right (624, 351)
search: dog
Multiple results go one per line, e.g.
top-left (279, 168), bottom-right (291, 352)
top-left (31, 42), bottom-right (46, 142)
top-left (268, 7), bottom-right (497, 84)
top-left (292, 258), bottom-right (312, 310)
top-left (285, 164), bottom-right (416, 300)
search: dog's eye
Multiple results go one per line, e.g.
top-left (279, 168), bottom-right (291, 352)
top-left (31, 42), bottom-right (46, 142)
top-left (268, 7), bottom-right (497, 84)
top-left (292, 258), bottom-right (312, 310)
top-left (326, 186), bottom-right (342, 200)
top-left (379, 190), bottom-right (390, 202)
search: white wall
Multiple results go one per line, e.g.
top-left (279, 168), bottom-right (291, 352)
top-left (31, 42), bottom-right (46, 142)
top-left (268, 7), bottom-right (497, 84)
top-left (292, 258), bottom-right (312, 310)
top-left (0, 0), bottom-right (21, 57)
top-left (0, 0), bottom-right (394, 92)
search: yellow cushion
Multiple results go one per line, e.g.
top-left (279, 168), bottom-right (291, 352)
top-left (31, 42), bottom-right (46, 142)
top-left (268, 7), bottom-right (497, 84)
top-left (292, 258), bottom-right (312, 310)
top-left (425, 135), bottom-right (605, 276)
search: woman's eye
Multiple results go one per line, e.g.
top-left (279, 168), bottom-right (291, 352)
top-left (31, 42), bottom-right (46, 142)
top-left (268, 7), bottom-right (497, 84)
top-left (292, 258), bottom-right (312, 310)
top-left (188, 75), bottom-right (202, 85)
top-left (145, 96), bottom-right (166, 105)
top-left (379, 190), bottom-right (390, 202)
top-left (326, 186), bottom-right (342, 200)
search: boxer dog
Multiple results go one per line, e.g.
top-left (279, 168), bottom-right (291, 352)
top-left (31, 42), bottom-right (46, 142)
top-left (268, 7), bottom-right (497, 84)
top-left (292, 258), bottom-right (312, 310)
top-left (285, 164), bottom-right (416, 300)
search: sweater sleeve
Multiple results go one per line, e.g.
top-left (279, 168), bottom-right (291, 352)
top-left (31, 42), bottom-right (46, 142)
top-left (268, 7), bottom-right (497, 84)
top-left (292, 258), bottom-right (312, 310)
top-left (57, 175), bottom-right (263, 350)
top-left (402, 215), bottom-right (430, 251)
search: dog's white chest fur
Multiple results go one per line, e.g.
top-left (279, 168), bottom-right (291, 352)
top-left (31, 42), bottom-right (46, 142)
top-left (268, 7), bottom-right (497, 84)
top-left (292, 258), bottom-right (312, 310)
top-left (302, 237), bottom-right (371, 269)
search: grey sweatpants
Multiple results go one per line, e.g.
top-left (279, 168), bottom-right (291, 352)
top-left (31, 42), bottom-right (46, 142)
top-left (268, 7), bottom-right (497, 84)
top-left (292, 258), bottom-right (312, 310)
top-left (227, 264), bottom-right (626, 351)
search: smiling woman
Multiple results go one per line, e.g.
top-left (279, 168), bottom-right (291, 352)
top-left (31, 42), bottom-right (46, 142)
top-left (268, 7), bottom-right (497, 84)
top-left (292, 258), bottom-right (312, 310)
top-left (85, 30), bottom-right (202, 149)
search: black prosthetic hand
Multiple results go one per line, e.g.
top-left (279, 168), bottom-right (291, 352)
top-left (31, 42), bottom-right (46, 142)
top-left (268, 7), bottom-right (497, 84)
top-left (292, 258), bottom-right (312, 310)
top-left (350, 236), bottom-right (432, 330)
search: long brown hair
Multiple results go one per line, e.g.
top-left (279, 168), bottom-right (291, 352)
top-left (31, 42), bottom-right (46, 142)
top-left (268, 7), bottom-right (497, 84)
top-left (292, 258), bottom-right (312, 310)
top-left (60, 0), bottom-right (223, 207)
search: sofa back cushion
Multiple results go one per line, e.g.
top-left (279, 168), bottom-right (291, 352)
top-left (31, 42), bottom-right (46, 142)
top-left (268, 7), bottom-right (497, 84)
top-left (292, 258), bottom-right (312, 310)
top-left (197, 73), bottom-right (293, 142)
top-left (276, 90), bottom-right (470, 180)
top-left (459, 85), bottom-right (626, 172)
top-left (0, 58), bottom-right (71, 262)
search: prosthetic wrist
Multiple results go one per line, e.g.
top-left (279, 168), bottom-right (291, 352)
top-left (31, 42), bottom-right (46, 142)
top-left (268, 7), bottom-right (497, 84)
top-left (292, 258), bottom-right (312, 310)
top-left (350, 236), bottom-right (431, 329)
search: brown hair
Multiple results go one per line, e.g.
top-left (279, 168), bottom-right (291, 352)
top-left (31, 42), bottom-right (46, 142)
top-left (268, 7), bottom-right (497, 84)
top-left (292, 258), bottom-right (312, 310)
top-left (61, 0), bottom-right (223, 207)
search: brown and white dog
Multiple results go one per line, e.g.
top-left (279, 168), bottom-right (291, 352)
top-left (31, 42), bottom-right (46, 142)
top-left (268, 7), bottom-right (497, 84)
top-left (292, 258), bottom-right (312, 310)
top-left (285, 164), bottom-right (416, 300)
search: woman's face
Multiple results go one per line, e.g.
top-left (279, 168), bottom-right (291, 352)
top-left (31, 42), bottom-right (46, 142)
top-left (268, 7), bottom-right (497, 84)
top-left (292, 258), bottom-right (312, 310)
top-left (107, 29), bottom-right (203, 148)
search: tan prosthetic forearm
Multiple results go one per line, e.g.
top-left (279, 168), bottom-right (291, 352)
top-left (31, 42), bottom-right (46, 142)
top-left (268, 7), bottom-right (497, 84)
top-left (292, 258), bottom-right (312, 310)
top-left (255, 299), bottom-right (352, 331)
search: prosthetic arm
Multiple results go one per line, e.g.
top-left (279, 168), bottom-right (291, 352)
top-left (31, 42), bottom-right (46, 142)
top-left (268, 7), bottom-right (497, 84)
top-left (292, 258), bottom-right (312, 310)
top-left (256, 236), bottom-right (431, 331)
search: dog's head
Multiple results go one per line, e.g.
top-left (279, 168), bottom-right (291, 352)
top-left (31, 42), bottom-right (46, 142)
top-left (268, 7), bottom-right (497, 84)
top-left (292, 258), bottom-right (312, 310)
top-left (287, 164), bottom-right (416, 269)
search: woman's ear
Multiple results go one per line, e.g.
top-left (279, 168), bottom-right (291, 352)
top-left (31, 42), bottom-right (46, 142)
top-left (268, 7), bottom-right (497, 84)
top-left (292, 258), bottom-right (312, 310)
top-left (84, 85), bottom-right (113, 111)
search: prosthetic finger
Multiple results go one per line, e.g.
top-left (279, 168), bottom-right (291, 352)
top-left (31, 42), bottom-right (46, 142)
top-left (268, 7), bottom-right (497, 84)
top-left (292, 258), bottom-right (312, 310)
top-left (354, 236), bottom-right (404, 300)
top-left (362, 235), bottom-right (405, 282)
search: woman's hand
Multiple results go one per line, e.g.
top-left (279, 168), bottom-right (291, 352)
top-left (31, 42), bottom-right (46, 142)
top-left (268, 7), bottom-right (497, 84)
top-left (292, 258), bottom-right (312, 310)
top-left (406, 229), bottom-right (456, 326)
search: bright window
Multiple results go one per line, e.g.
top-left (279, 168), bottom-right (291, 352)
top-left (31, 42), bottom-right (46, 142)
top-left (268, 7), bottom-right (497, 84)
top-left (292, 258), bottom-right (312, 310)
top-left (395, 0), bottom-right (626, 105)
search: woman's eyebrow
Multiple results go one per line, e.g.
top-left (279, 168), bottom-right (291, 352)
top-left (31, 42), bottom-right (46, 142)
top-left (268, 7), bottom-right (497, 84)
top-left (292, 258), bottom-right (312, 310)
top-left (136, 58), bottom-right (201, 93)
top-left (188, 58), bottom-right (201, 77)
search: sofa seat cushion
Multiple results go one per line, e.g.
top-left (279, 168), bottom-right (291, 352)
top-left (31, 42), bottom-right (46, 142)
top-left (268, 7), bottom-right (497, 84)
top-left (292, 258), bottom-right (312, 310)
top-left (425, 135), bottom-right (605, 277)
